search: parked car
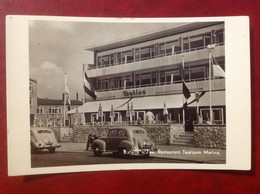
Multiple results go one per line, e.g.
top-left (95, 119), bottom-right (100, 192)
top-left (30, 127), bottom-right (61, 153)
top-left (92, 126), bottom-right (154, 157)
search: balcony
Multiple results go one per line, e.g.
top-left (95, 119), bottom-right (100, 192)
top-left (87, 43), bottom-right (225, 78)
top-left (89, 78), bottom-right (225, 101)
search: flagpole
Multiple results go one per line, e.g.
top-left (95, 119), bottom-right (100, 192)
top-left (82, 64), bottom-right (85, 125)
top-left (182, 55), bottom-right (185, 125)
top-left (64, 73), bottom-right (66, 127)
top-left (209, 49), bottom-right (213, 123)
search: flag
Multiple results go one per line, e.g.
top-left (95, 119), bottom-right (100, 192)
top-left (64, 73), bottom-right (71, 105)
top-left (187, 91), bottom-right (207, 105)
top-left (212, 55), bottom-right (225, 78)
top-left (163, 102), bottom-right (168, 116)
top-left (84, 72), bottom-right (97, 100)
top-left (180, 56), bottom-right (191, 110)
top-left (183, 80), bottom-right (191, 99)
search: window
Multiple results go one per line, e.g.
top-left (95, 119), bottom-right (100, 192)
top-left (183, 37), bottom-right (189, 51)
top-left (118, 129), bottom-right (127, 136)
top-left (165, 69), bottom-right (180, 83)
top-left (37, 106), bottom-right (44, 114)
top-left (47, 106), bottom-right (62, 114)
top-left (215, 30), bottom-right (224, 44)
top-left (133, 130), bottom-right (145, 134)
top-left (135, 111), bottom-right (145, 121)
top-left (166, 40), bottom-right (179, 55)
top-left (158, 43), bottom-right (166, 56)
top-left (37, 130), bottom-right (52, 134)
top-left (97, 79), bottom-right (109, 91)
top-left (108, 129), bottom-right (118, 136)
top-left (91, 113), bottom-right (98, 123)
top-left (114, 112), bottom-right (121, 122)
top-left (190, 67), bottom-right (206, 80)
top-left (140, 47), bottom-right (150, 60)
top-left (135, 48), bottom-right (140, 61)
top-left (30, 97), bottom-right (32, 106)
top-left (122, 50), bottom-right (132, 63)
top-left (200, 108), bottom-right (224, 124)
top-left (29, 83), bottom-right (32, 93)
top-left (190, 35), bottom-right (204, 50)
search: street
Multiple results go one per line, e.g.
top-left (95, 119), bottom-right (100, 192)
top-left (31, 150), bottom-right (192, 168)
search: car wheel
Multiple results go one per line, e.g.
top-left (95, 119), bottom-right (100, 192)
top-left (93, 145), bottom-right (102, 156)
top-left (49, 148), bottom-right (56, 153)
top-left (119, 148), bottom-right (127, 157)
top-left (144, 152), bottom-right (150, 158)
top-left (112, 152), bottom-right (119, 156)
top-left (31, 147), bottom-right (38, 154)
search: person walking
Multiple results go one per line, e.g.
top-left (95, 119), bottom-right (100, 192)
top-left (86, 134), bottom-right (95, 151)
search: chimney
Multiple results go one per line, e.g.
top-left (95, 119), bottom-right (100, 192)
top-left (76, 92), bottom-right (78, 101)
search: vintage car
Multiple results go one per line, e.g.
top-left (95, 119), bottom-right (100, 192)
top-left (92, 126), bottom-right (154, 157)
top-left (30, 127), bottom-right (61, 153)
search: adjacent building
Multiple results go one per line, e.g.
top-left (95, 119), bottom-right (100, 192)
top-left (30, 78), bottom-right (38, 126)
top-left (69, 22), bottom-right (225, 131)
top-left (36, 94), bottom-right (83, 127)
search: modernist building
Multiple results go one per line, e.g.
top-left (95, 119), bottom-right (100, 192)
top-left (30, 78), bottom-right (38, 126)
top-left (36, 94), bottom-right (83, 127)
top-left (70, 22), bottom-right (225, 130)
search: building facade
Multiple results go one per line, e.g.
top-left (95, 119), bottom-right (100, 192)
top-left (72, 22), bottom-right (225, 130)
top-left (36, 95), bottom-right (83, 127)
top-left (30, 78), bottom-right (38, 126)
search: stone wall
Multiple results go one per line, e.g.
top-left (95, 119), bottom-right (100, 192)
top-left (72, 124), bottom-right (171, 145)
top-left (73, 125), bottom-right (110, 143)
top-left (194, 124), bottom-right (226, 149)
top-left (142, 125), bottom-right (171, 145)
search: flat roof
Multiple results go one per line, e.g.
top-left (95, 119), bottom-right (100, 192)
top-left (85, 22), bottom-right (223, 52)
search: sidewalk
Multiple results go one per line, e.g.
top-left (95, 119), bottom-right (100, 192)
top-left (58, 142), bottom-right (226, 164)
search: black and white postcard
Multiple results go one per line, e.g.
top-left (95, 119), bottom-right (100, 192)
top-left (6, 16), bottom-right (251, 176)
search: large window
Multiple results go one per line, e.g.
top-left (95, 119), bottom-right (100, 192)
top-left (200, 108), bottom-right (224, 124)
top-left (215, 29), bottom-right (224, 44)
top-left (122, 50), bottom-right (133, 63)
top-left (166, 40), bottom-right (179, 55)
top-left (190, 35), bottom-right (204, 50)
top-left (140, 47), bottom-right (150, 60)
top-left (190, 67), bottom-right (206, 80)
top-left (97, 79), bottom-right (109, 91)
top-left (135, 111), bottom-right (145, 122)
top-left (135, 71), bottom-right (156, 87)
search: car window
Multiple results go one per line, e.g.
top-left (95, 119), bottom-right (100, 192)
top-left (133, 130), bottom-right (145, 134)
top-left (37, 130), bottom-right (52, 134)
top-left (108, 129), bottom-right (118, 136)
top-left (118, 129), bottom-right (127, 136)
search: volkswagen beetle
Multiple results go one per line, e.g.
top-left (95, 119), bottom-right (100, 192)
top-left (92, 126), bottom-right (154, 157)
top-left (30, 127), bottom-right (61, 153)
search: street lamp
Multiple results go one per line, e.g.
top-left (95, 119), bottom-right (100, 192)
top-left (207, 44), bottom-right (216, 123)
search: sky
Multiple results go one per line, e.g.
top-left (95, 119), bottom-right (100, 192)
top-left (29, 19), bottom-right (181, 100)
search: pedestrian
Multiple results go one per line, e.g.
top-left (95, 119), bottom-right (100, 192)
top-left (145, 111), bottom-right (155, 124)
top-left (86, 134), bottom-right (95, 151)
top-left (137, 117), bottom-right (142, 124)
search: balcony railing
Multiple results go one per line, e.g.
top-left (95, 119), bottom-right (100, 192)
top-left (89, 42), bottom-right (224, 70)
top-left (95, 77), bottom-right (225, 93)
